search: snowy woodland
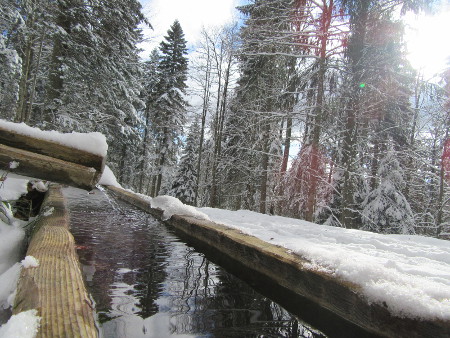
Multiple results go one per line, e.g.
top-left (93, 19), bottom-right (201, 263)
top-left (1, 0), bottom-right (449, 237)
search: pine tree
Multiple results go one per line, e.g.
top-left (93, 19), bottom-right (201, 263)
top-left (362, 148), bottom-right (415, 234)
top-left (149, 20), bottom-right (189, 196)
top-left (168, 119), bottom-right (200, 205)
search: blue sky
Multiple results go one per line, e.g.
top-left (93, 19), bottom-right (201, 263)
top-left (138, 0), bottom-right (248, 59)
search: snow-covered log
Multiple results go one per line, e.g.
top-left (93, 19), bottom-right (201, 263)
top-left (0, 123), bottom-right (106, 190)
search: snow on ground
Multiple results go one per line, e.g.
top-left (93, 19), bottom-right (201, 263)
top-left (0, 173), bottom-right (29, 201)
top-left (0, 119), bottom-right (108, 157)
top-left (0, 309), bottom-right (41, 338)
top-left (198, 207), bottom-right (450, 321)
top-left (0, 263), bottom-right (21, 309)
top-left (0, 172), bottom-right (27, 310)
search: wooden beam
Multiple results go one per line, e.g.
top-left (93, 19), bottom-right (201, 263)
top-left (13, 185), bottom-right (97, 337)
top-left (0, 144), bottom-right (98, 190)
top-left (0, 125), bottom-right (105, 172)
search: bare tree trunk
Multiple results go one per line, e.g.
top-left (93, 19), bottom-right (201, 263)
top-left (139, 108), bottom-right (151, 193)
top-left (280, 115), bottom-right (292, 175)
top-left (195, 43), bottom-right (212, 205)
top-left (340, 0), bottom-right (369, 228)
top-left (209, 40), bottom-right (223, 208)
top-left (15, 3), bottom-right (37, 123)
top-left (155, 129), bottom-right (168, 196)
top-left (45, 2), bottom-right (72, 123)
top-left (25, 27), bottom-right (46, 123)
top-left (260, 122), bottom-right (270, 214)
top-left (436, 126), bottom-right (449, 236)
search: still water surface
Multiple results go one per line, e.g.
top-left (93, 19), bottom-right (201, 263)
top-left (64, 187), bottom-right (327, 337)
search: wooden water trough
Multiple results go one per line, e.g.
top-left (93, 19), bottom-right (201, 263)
top-left (0, 124), bottom-right (105, 190)
top-left (107, 185), bottom-right (450, 338)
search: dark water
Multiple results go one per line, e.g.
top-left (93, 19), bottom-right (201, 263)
top-left (64, 187), bottom-right (326, 338)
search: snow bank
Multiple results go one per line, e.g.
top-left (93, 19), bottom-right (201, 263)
top-left (0, 309), bottom-right (41, 338)
top-left (0, 173), bottom-right (29, 201)
top-left (0, 173), bottom-right (28, 312)
top-left (98, 165), bottom-right (122, 188)
top-left (151, 196), bottom-right (210, 221)
top-left (0, 222), bottom-right (25, 275)
top-left (199, 208), bottom-right (450, 321)
top-left (0, 119), bottom-right (108, 157)
top-left (0, 263), bottom-right (21, 309)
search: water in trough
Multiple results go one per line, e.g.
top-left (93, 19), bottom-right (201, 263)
top-left (64, 187), bottom-right (329, 338)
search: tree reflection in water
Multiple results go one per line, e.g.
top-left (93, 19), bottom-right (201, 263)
top-left (65, 187), bottom-right (326, 337)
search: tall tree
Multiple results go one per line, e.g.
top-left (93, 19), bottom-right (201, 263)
top-left (324, 0), bottom-right (431, 228)
top-left (220, 0), bottom-right (297, 213)
top-left (148, 20), bottom-right (189, 196)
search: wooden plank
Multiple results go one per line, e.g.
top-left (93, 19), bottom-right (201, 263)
top-left (0, 144), bottom-right (98, 190)
top-left (0, 125), bottom-right (105, 174)
top-left (13, 185), bottom-right (97, 338)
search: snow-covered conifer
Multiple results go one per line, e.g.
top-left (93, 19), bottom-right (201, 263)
top-left (148, 20), bottom-right (189, 196)
top-left (362, 149), bottom-right (415, 235)
top-left (168, 119), bottom-right (200, 205)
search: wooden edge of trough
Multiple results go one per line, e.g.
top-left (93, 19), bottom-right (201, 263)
top-left (13, 184), bottom-right (98, 338)
top-left (107, 185), bottom-right (450, 338)
top-left (0, 144), bottom-right (99, 190)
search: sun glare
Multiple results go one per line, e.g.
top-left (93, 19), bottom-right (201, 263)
top-left (404, 3), bottom-right (450, 80)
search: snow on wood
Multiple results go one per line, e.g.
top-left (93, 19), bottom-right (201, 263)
top-left (199, 207), bottom-right (450, 321)
top-left (0, 120), bottom-right (108, 190)
top-left (21, 256), bottom-right (39, 269)
top-left (107, 186), bottom-right (450, 336)
top-left (98, 165), bottom-right (122, 188)
top-left (0, 309), bottom-right (41, 338)
top-left (151, 195), bottom-right (210, 221)
top-left (0, 119), bottom-right (107, 157)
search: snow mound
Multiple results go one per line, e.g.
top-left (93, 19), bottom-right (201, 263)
top-left (0, 222), bottom-right (25, 275)
top-left (199, 207), bottom-right (450, 321)
top-left (151, 196), bottom-right (210, 221)
top-left (0, 119), bottom-right (108, 157)
top-left (0, 263), bottom-right (21, 309)
top-left (0, 309), bottom-right (41, 338)
top-left (21, 256), bottom-right (39, 269)
top-left (99, 166), bottom-right (122, 188)
top-left (0, 173), bottom-right (29, 201)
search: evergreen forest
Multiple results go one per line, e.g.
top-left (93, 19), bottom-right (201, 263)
top-left (1, 0), bottom-right (449, 238)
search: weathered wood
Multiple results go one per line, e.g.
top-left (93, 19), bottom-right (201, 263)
top-left (0, 125), bottom-right (105, 172)
top-left (0, 144), bottom-right (98, 190)
top-left (107, 185), bottom-right (450, 338)
top-left (13, 185), bottom-right (98, 338)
